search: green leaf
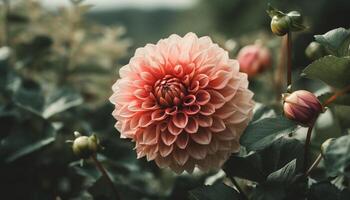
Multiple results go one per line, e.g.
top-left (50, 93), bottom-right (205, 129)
top-left (308, 182), bottom-right (341, 200)
top-left (240, 116), bottom-right (297, 151)
top-left (13, 86), bottom-right (82, 119)
top-left (267, 159), bottom-right (296, 183)
top-left (224, 137), bottom-right (303, 183)
top-left (42, 88), bottom-right (83, 119)
top-left (188, 182), bottom-right (240, 200)
top-left (315, 28), bottom-right (350, 57)
top-left (5, 137), bottom-right (55, 163)
top-left (223, 153), bottom-right (265, 182)
top-left (323, 135), bottom-right (350, 177)
top-left (302, 55), bottom-right (350, 89)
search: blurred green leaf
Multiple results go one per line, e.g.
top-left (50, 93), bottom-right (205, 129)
top-left (315, 28), bottom-right (350, 57)
top-left (323, 134), bottom-right (350, 177)
top-left (188, 182), bottom-right (240, 200)
top-left (13, 80), bottom-right (44, 116)
top-left (6, 137), bottom-right (55, 163)
top-left (240, 116), bottom-right (297, 151)
top-left (302, 56), bottom-right (350, 89)
top-left (1, 113), bottom-right (57, 163)
top-left (43, 88), bottom-right (83, 119)
top-left (13, 85), bottom-right (82, 118)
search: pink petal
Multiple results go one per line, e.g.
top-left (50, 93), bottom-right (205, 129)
top-left (187, 142), bottom-right (207, 160)
top-left (196, 115), bottom-right (213, 127)
top-left (208, 90), bottom-right (226, 109)
top-left (161, 131), bottom-right (177, 146)
top-left (159, 142), bottom-right (173, 157)
top-left (199, 103), bottom-right (215, 116)
top-left (138, 112), bottom-right (153, 127)
top-left (191, 128), bottom-right (212, 145)
top-left (151, 109), bottom-right (167, 121)
top-left (210, 117), bottom-right (226, 132)
top-left (172, 112), bottom-right (188, 128)
top-left (208, 70), bottom-right (232, 89)
top-left (176, 133), bottom-right (189, 149)
top-left (196, 90), bottom-right (210, 105)
top-left (173, 149), bottom-right (189, 166)
top-left (185, 117), bottom-right (199, 134)
top-left (168, 120), bottom-right (183, 135)
top-left (141, 126), bottom-right (159, 145)
top-left (183, 94), bottom-right (196, 106)
top-left (183, 104), bottom-right (200, 115)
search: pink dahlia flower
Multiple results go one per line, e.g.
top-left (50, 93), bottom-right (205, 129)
top-left (237, 44), bottom-right (271, 78)
top-left (110, 33), bottom-right (254, 173)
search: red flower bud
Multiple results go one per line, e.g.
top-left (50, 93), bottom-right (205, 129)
top-left (283, 90), bottom-right (323, 127)
top-left (237, 44), bottom-right (271, 78)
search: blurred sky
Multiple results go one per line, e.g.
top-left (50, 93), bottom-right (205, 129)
top-left (40, 0), bottom-right (198, 11)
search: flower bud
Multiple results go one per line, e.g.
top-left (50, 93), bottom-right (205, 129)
top-left (237, 44), bottom-right (272, 78)
top-left (305, 42), bottom-right (326, 60)
top-left (267, 6), bottom-right (306, 36)
top-left (287, 11), bottom-right (303, 25)
top-left (321, 138), bottom-right (335, 156)
top-left (72, 133), bottom-right (100, 159)
top-left (283, 90), bottom-right (323, 127)
top-left (271, 15), bottom-right (291, 36)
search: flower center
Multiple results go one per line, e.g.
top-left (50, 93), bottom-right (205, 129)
top-left (153, 75), bottom-right (186, 107)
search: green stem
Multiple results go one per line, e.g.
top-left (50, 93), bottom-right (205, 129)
top-left (2, 0), bottom-right (9, 46)
top-left (306, 153), bottom-right (322, 176)
top-left (91, 155), bottom-right (121, 200)
top-left (286, 32), bottom-right (292, 91)
top-left (303, 124), bottom-right (314, 174)
top-left (323, 85), bottom-right (350, 107)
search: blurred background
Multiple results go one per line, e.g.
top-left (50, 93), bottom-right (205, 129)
top-left (0, 0), bottom-right (349, 199)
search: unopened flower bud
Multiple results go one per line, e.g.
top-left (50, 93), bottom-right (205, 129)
top-left (237, 44), bottom-right (272, 78)
top-left (271, 15), bottom-right (291, 36)
top-left (321, 138), bottom-right (335, 156)
top-left (72, 133), bottom-right (100, 159)
top-left (283, 90), bottom-right (323, 127)
top-left (287, 11), bottom-right (303, 26)
top-left (267, 6), bottom-right (306, 36)
top-left (305, 42), bottom-right (326, 60)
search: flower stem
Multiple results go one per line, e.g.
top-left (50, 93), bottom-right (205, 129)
top-left (91, 155), bottom-right (121, 200)
top-left (306, 153), bottom-right (323, 176)
top-left (2, 0), bottom-right (10, 46)
top-left (286, 32), bottom-right (292, 91)
top-left (303, 124), bottom-right (314, 174)
top-left (322, 85), bottom-right (350, 107)
top-left (229, 176), bottom-right (248, 200)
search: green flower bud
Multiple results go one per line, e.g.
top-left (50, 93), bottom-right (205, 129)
top-left (287, 11), bottom-right (303, 25)
top-left (72, 133), bottom-right (100, 159)
top-left (267, 5), bottom-right (306, 36)
top-left (321, 138), bottom-right (335, 156)
top-left (271, 15), bottom-right (291, 36)
top-left (305, 42), bottom-right (325, 60)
